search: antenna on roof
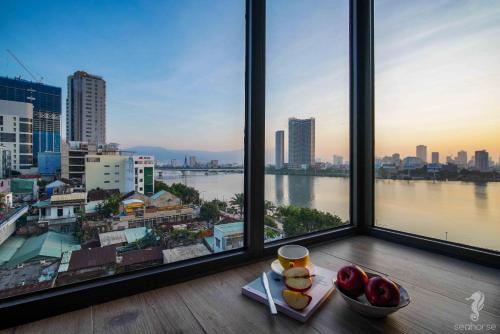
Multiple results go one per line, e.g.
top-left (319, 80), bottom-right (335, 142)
top-left (5, 49), bottom-right (44, 83)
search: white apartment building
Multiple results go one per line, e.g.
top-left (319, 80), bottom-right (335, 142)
top-left (133, 156), bottom-right (155, 195)
top-left (85, 154), bottom-right (134, 194)
top-left (66, 71), bottom-right (106, 145)
top-left (0, 100), bottom-right (33, 171)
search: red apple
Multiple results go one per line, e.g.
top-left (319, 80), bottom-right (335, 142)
top-left (336, 265), bottom-right (369, 297)
top-left (365, 276), bottom-right (400, 307)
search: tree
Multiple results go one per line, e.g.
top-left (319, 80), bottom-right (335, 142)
top-left (230, 193), bottom-right (244, 217)
top-left (264, 215), bottom-right (277, 228)
top-left (277, 205), bottom-right (345, 238)
top-left (96, 194), bottom-right (121, 217)
top-left (200, 201), bottom-right (220, 224)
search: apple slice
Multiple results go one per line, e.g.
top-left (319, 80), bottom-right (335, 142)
top-left (283, 267), bottom-right (311, 279)
top-left (284, 267), bottom-right (313, 292)
top-left (282, 289), bottom-right (312, 311)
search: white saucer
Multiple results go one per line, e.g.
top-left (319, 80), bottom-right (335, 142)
top-left (270, 259), bottom-right (315, 276)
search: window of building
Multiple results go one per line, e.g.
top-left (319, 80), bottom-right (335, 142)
top-left (374, 0), bottom-right (500, 252)
top-left (57, 208), bottom-right (63, 217)
top-left (264, 0), bottom-right (350, 243)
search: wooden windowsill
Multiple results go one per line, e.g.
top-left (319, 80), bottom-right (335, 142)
top-left (3, 235), bottom-right (499, 333)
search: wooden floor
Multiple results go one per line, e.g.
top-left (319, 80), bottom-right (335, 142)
top-left (2, 236), bottom-right (499, 334)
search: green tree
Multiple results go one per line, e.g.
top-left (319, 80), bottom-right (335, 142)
top-left (230, 193), bottom-right (244, 216)
top-left (200, 201), bottom-right (220, 224)
top-left (264, 215), bottom-right (277, 228)
top-left (278, 205), bottom-right (345, 238)
top-left (96, 194), bottom-right (121, 217)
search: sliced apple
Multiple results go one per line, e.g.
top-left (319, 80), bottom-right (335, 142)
top-left (284, 267), bottom-right (313, 292)
top-left (282, 289), bottom-right (312, 311)
top-left (283, 267), bottom-right (311, 279)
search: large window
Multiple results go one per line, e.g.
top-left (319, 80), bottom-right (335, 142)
top-left (264, 0), bottom-right (350, 242)
top-left (374, 0), bottom-right (500, 251)
top-left (0, 0), bottom-right (245, 299)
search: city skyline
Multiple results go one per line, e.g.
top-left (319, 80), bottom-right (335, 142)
top-left (1, 0), bottom-right (499, 161)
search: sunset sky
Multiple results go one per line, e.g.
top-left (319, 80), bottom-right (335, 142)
top-left (1, 0), bottom-right (499, 163)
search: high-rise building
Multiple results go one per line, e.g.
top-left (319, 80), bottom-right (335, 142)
top-left (275, 130), bottom-right (284, 169)
top-left (66, 71), bottom-right (106, 144)
top-left (0, 145), bottom-right (12, 179)
top-left (288, 118), bottom-right (315, 169)
top-left (457, 150), bottom-right (467, 168)
top-left (391, 153), bottom-right (401, 166)
top-left (431, 152), bottom-right (439, 164)
top-left (333, 155), bottom-right (343, 166)
top-left (475, 150), bottom-right (489, 172)
top-left (416, 145), bottom-right (427, 163)
top-left (189, 156), bottom-right (197, 168)
top-left (0, 76), bottom-right (61, 165)
top-left (0, 100), bottom-right (33, 171)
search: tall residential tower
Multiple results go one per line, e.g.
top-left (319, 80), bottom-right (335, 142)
top-left (275, 130), bottom-right (284, 169)
top-left (0, 76), bottom-right (61, 165)
top-left (416, 145), bottom-right (427, 163)
top-left (67, 71), bottom-right (106, 145)
top-left (288, 118), bottom-right (315, 169)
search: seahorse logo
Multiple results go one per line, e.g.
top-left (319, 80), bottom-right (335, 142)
top-left (465, 291), bottom-right (485, 322)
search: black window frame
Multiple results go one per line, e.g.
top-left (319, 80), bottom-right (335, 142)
top-left (0, 0), bottom-right (498, 329)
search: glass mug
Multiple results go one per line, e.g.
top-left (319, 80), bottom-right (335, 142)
top-left (278, 245), bottom-right (310, 269)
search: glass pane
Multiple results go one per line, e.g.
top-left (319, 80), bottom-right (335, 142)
top-left (265, 0), bottom-right (350, 242)
top-left (0, 0), bottom-right (245, 298)
top-left (375, 0), bottom-right (500, 251)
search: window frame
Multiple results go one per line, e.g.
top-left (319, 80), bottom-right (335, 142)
top-left (0, 0), bottom-right (498, 329)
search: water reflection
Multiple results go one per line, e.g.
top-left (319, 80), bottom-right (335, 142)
top-left (288, 175), bottom-right (314, 208)
top-left (275, 175), bottom-right (285, 205)
top-left (474, 182), bottom-right (488, 210)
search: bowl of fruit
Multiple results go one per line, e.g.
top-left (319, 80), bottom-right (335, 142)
top-left (334, 265), bottom-right (410, 318)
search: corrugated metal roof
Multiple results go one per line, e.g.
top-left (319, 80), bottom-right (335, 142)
top-left (99, 227), bottom-right (148, 247)
top-left (5, 232), bottom-right (80, 268)
top-left (150, 190), bottom-right (167, 200)
top-left (32, 199), bottom-right (51, 208)
top-left (51, 192), bottom-right (87, 203)
top-left (124, 227), bottom-right (148, 243)
top-left (0, 236), bottom-right (26, 266)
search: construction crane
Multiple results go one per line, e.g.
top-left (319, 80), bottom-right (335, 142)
top-left (5, 49), bottom-right (44, 83)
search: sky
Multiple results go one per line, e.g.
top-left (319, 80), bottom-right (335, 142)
top-left (1, 0), bottom-right (499, 163)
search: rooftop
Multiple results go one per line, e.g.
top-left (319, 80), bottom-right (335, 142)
top-left (118, 247), bottom-right (163, 266)
top-left (4, 232), bottom-right (81, 268)
top-left (214, 222), bottom-right (243, 235)
top-left (99, 227), bottom-right (148, 247)
top-left (50, 192), bottom-right (87, 204)
top-left (67, 245), bottom-right (117, 271)
top-left (162, 244), bottom-right (211, 264)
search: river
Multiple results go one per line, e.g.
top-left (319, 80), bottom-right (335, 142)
top-left (160, 171), bottom-right (500, 251)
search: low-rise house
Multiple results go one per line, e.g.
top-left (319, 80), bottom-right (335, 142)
top-left (162, 243), bottom-right (211, 264)
top-left (1, 231), bottom-right (80, 268)
top-left (116, 246), bottom-right (163, 272)
top-left (213, 222), bottom-right (244, 253)
top-left (33, 192), bottom-right (87, 233)
top-left (0, 261), bottom-right (58, 299)
top-left (11, 178), bottom-right (38, 202)
top-left (56, 245), bottom-right (117, 285)
top-left (98, 226), bottom-right (149, 247)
